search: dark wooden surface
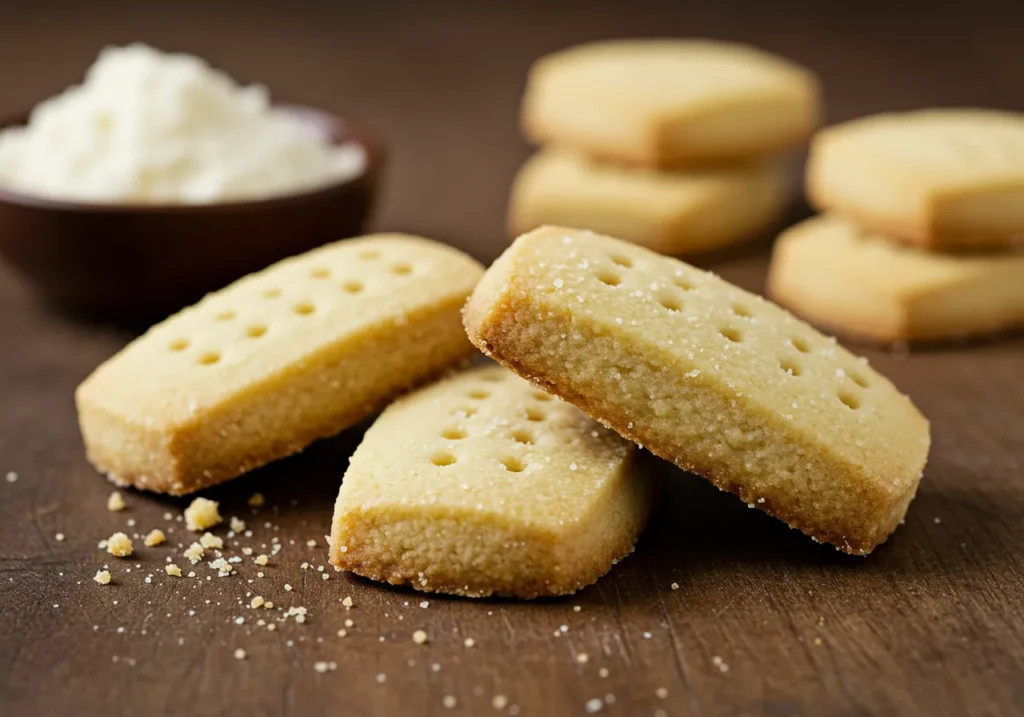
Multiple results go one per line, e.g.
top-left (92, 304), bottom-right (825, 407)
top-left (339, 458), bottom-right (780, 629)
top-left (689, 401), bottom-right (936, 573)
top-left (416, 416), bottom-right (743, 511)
top-left (1, 2), bottom-right (1023, 715)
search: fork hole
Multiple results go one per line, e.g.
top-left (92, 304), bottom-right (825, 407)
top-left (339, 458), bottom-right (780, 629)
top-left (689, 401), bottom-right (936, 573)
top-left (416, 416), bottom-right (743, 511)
top-left (720, 327), bottom-right (743, 343)
top-left (246, 325), bottom-right (267, 339)
top-left (596, 268), bottom-right (621, 287)
top-left (791, 336), bottom-right (812, 353)
top-left (500, 456), bottom-right (526, 473)
top-left (526, 408), bottom-right (545, 422)
top-left (294, 302), bottom-right (315, 316)
top-left (657, 293), bottom-right (683, 312)
top-left (510, 429), bottom-right (533, 445)
top-left (431, 451), bottom-right (457, 467)
top-left (342, 280), bottom-right (364, 295)
top-left (838, 390), bottom-right (861, 410)
top-left (391, 262), bottom-right (413, 276)
top-left (731, 303), bottom-right (752, 318)
top-left (779, 357), bottom-right (803, 376)
top-left (215, 310), bottom-right (235, 321)
top-left (441, 427), bottom-right (466, 440)
top-left (610, 254), bottom-right (633, 268)
top-left (169, 339), bottom-right (189, 352)
top-left (673, 275), bottom-right (696, 291)
top-left (198, 351), bottom-right (221, 366)
top-left (850, 372), bottom-right (870, 388)
top-left (468, 389), bottom-right (490, 400)
top-left (262, 288), bottom-right (281, 298)
top-left (310, 268), bottom-right (330, 279)
top-left (532, 392), bottom-right (553, 402)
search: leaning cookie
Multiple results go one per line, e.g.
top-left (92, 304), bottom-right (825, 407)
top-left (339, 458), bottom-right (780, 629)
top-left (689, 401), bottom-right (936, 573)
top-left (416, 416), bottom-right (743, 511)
top-left (509, 149), bottom-right (790, 256)
top-left (76, 234), bottom-right (484, 495)
top-left (465, 226), bottom-right (930, 555)
top-left (522, 39), bottom-right (821, 169)
top-left (328, 365), bottom-right (653, 598)
top-left (768, 215), bottom-right (1024, 343)
top-left (807, 108), bottom-right (1024, 252)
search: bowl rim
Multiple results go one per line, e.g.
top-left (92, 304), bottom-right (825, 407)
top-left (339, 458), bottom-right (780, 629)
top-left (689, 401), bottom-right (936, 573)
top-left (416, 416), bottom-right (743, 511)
top-left (0, 103), bottom-right (385, 214)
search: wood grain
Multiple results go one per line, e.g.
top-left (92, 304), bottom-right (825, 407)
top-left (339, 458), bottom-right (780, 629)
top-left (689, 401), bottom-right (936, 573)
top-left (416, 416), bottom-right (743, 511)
top-left (1, 1), bottom-right (1023, 715)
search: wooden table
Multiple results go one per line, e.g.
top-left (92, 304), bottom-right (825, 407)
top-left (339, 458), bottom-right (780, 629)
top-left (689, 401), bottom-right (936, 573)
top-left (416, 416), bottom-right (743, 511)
top-left (1, 1), bottom-right (1022, 715)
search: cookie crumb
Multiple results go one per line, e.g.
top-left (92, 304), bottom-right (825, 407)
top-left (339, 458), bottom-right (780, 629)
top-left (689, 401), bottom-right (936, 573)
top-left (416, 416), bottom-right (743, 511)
top-left (251, 596), bottom-right (265, 609)
top-left (144, 529), bottom-right (166, 547)
top-left (655, 687), bottom-right (668, 699)
top-left (576, 653), bottom-right (589, 663)
top-left (670, 582), bottom-right (680, 590)
top-left (493, 695), bottom-right (509, 710)
top-left (55, 533), bottom-right (66, 542)
top-left (313, 661), bottom-right (334, 674)
top-left (199, 532), bottom-right (223, 549)
top-left (337, 629), bottom-right (348, 637)
top-left (184, 497), bottom-right (221, 531)
top-left (342, 596), bottom-right (353, 607)
top-left (254, 554), bottom-right (268, 566)
top-left (284, 584), bottom-right (293, 592)
top-left (412, 630), bottom-right (428, 645)
top-left (94, 570), bottom-right (112, 585)
top-left (463, 638), bottom-right (475, 648)
top-left (248, 493), bottom-right (265, 507)
top-left (234, 648), bottom-right (247, 660)
top-left (230, 516), bottom-right (246, 533)
top-left (306, 539), bottom-right (317, 548)
top-left (443, 695), bottom-right (457, 709)
top-left (4, 471), bottom-right (17, 483)
top-left (184, 542), bottom-right (205, 564)
top-left (107, 491), bottom-right (127, 512)
top-left (585, 698), bottom-right (603, 713)
top-left (106, 532), bottom-right (133, 557)
top-left (165, 564), bottom-right (182, 577)
top-left (598, 668), bottom-right (609, 678)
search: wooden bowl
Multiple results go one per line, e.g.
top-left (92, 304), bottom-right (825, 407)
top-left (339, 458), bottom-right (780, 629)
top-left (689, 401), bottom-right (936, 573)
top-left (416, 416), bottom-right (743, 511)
top-left (0, 105), bottom-right (384, 321)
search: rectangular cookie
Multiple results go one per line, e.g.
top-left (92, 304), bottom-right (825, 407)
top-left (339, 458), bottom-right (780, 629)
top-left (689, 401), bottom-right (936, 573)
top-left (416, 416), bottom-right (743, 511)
top-left (464, 226), bottom-right (931, 555)
top-left (328, 365), bottom-right (652, 598)
top-left (807, 109), bottom-right (1024, 252)
top-left (522, 39), bottom-right (820, 168)
top-left (509, 149), bottom-right (790, 256)
top-left (77, 234), bottom-right (484, 495)
top-left (768, 214), bottom-right (1024, 343)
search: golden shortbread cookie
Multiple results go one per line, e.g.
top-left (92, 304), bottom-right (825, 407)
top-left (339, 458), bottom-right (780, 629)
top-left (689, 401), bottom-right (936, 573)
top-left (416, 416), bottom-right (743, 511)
top-left (76, 234), bottom-right (484, 495)
top-left (768, 215), bottom-right (1024, 343)
top-left (464, 226), bottom-right (930, 555)
top-left (328, 365), bottom-right (652, 598)
top-left (522, 39), bottom-right (821, 169)
top-left (508, 149), bottom-right (790, 256)
top-left (807, 109), bottom-right (1024, 252)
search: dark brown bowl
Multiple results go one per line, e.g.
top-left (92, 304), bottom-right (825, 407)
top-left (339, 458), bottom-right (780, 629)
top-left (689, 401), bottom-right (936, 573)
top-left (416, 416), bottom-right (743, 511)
top-left (0, 105), bottom-right (384, 321)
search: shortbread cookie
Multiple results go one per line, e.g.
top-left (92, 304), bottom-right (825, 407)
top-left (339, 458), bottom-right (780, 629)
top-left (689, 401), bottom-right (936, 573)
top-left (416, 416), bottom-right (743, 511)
top-left (522, 39), bottom-right (821, 169)
top-left (509, 149), bottom-right (790, 255)
top-left (768, 215), bottom-right (1024, 343)
top-left (465, 226), bottom-right (930, 555)
top-left (807, 109), bottom-right (1024, 251)
top-left (77, 234), bottom-right (484, 495)
top-left (328, 365), bottom-right (652, 598)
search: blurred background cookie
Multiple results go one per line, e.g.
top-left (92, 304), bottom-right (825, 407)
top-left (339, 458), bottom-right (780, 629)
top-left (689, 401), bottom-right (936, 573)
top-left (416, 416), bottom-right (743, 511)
top-left (509, 149), bottom-right (790, 255)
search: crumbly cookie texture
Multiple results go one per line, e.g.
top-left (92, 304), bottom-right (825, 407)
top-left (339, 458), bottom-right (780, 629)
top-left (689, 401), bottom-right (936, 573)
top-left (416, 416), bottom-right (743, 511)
top-left (807, 108), bottom-right (1024, 252)
top-left (329, 365), bottom-right (653, 598)
top-left (509, 149), bottom-right (790, 256)
top-left (76, 234), bottom-right (484, 495)
top-left (464, 226), bottom-right (930, 555)
top-left (522, 39), bottom-right (820, 169)
top-left (768, 215), bottom-right (1024, 343)
top-left (184, 497), bottom-right (221, 531)
top-left (106, 532), bottom-right (133, 558)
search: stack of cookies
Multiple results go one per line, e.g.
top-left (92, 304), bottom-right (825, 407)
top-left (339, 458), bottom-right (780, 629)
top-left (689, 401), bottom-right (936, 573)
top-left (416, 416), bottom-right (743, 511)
top-left (77, 224), bottom-right (930, 599)
top-left (769, 109), bottom-right (1024, 344)
top-left (508, 39), bottom-right (823, 256)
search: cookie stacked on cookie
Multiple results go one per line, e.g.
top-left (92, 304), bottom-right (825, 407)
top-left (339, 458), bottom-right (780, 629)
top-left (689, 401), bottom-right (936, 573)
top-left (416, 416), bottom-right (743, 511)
top-left (769, 109), bottom-right (1024, 343)
top-left (508, 39), bottom-right (822, 256)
